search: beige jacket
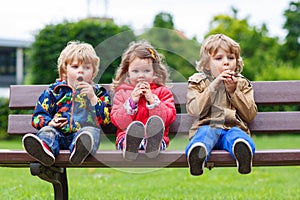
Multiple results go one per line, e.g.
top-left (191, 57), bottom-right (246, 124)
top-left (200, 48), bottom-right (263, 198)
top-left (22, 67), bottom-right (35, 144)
top-left (186, 72), bottom-right (257, 139)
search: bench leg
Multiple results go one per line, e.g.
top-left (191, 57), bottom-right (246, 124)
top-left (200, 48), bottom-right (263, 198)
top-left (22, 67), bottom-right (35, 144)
top-left (30, 163), bottom-right (68, 200)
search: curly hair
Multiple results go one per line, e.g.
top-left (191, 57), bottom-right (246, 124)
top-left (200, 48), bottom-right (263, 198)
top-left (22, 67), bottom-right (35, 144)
top-left (111, 40), bottom-right (170, 90)
top-left (57, 41), bottom-right (100, 81)
top-left (196, 34), bottom-right (244, 73)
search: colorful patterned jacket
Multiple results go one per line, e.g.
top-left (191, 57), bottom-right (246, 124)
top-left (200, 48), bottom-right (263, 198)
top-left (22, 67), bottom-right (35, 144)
top-left (32, 79), bottom-right (111, 134)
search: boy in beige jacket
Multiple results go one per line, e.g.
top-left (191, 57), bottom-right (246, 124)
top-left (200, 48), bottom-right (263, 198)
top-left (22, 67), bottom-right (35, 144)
top-left (185, 34), bottom-right (257, 176)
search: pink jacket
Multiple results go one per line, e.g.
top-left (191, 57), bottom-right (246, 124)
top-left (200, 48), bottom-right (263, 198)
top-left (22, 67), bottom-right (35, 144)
top-left (111, 83), bottom-right (176, 148)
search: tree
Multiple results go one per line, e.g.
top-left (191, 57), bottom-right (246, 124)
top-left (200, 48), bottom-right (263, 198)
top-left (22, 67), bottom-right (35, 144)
top-left (153, 12), bottom-right (174, 29)
top-left (280, 1), bottom-right (300, 65)
top-left (139, 12), bottom-right (200, 81)
top-left (26, 18), bottom-right (135, 84)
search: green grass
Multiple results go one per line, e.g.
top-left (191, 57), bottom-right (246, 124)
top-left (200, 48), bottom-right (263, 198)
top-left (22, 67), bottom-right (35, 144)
top-left (1, 134), bottom-right (300, 199)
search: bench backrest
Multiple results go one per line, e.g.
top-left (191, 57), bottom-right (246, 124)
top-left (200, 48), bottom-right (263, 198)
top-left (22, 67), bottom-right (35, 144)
top-left (7, 81), bottom-right (300, 135)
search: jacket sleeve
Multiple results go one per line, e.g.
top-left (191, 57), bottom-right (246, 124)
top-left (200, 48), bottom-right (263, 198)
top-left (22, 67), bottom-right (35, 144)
top-left (111, 89), bottom-right (134, 130)
top-left (186, 77), bottom-right (214, 118)
top-left (94, 87), bottom-right (112, 126)
top-left (229, 78), bottom-right (257, 123)
top-left (32, 88), bottom-right (55, 129)
top-left (148, 87), bottom-right (176, 127)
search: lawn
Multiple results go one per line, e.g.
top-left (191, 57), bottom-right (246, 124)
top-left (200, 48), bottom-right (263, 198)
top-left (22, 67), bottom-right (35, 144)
top-left (0, 134), bottom-right (300, 199)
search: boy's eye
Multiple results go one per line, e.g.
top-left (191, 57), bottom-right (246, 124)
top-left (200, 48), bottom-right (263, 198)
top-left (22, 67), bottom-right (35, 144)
top-left (71, 65), bottom-right (79, 68)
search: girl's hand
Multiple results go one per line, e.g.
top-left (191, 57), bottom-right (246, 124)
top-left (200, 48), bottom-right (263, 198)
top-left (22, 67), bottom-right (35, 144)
top-left (131, 82), bottom-right (144, 103)
top-left (131, 82), bottom-right (154, 104)
top-left (76, 82), bottom-right (98, 105)
top-left (139, 82), bottom-right (154, 104)
top-left (48, 117), bottom-right (68, 129)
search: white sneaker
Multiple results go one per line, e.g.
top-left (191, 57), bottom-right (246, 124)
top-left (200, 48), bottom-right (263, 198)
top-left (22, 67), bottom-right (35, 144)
top-left (233, 139), bottom-right (253, 174)
top-left (187, 142), bottom-right (207, 176)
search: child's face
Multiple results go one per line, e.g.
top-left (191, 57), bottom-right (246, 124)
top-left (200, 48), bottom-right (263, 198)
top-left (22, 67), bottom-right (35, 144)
top-left (207, 48), bottom-right (237, 77)
top-left (127, 57), bottom-right (154, 86)
top-left (66, 58), bottom-right (94, 89)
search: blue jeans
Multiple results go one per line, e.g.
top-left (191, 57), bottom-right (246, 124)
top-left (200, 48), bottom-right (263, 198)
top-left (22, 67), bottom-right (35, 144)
top-left (36, 126), bottom-right (100, 157)
top-left (185, 125), bottom-right (255, 160)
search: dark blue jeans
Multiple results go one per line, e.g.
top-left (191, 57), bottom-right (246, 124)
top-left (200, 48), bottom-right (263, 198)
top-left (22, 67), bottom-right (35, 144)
top-left (36, 126), bottom-right (100, 157)
top-left (185, 125), bottom-right (255, 160)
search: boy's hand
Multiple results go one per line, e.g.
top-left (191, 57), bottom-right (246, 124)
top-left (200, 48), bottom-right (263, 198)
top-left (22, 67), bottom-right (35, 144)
top-left (48, 117), bottom-right (68, 129)
top-left (76, 82), bottom-right (98, 105)
top-left (222, 70), bottom-right (237, 96)
top-left (210, 70), bottom-right (237, 95)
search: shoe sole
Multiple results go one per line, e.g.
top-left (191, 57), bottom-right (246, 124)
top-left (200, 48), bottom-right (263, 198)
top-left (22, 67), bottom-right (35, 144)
top-left (23, 135), bottom-right (55, 167)
top-left (188, 146), bottom-right (206, 176)
top-left (145, 116), bottom-right (164, 158)
top-left (234, 141), bottom-right (252, 174)
top-left (70, 133), bottom-right (93, 165)
top-left (124, 122), bottom-right (145, 160)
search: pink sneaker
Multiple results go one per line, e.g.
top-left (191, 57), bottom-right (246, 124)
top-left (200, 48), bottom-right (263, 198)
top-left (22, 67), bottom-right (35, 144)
top-left (145, 116), bottom-right (165, 158)
top-left (123, 121), bottom-right (145, 161)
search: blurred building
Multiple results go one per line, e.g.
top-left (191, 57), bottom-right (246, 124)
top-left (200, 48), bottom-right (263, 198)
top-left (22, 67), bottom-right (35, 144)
top-left (0, 38), bottom-right (31, 87)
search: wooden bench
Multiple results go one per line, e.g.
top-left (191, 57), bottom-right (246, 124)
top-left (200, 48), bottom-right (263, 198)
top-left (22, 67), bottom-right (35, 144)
top-left (1, 81), bottom-right (300, 200)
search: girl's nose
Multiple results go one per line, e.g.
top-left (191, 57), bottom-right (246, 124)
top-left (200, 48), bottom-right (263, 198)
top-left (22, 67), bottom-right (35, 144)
top-left (138, 72), bottom-right (145, 77)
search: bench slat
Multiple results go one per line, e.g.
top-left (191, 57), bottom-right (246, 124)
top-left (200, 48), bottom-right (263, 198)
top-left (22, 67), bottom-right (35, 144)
top-left (9, 81), bottom-right (300, 109)
top-left (252, 81), bottom-right (300, 105)
top-left (8, 111), bottom-right (300, 135)
top-left (1, 150), bottom-right (300, 168)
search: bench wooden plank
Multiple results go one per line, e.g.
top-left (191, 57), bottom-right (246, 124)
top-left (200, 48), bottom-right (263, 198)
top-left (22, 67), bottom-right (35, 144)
top-left (8, 111), bottom-right (300, 135)
top-left (252, 81), bottom-right (300, 105)
top-left (9, 81), bottom-right (300, 109)
top-left (1, 150), bottom-right (300, 168)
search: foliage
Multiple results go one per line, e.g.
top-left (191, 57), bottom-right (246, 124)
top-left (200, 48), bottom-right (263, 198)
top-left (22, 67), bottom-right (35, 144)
top-left (26, 18), bottom-right (135, 84)
top-left (0, 98), bottom-right (9, 139)
top-left (280, 1), bottom-right (300, 65)
top-left (153, 12), bottom-right (174, 29)
top-left (0, 98), bottom-right (32, 140)
top-left (138, 28), bottom-right (200, 82)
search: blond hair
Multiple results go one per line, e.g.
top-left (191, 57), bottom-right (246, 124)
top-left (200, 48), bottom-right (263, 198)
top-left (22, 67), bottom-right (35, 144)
top-left (57, 41), bottom-right (100, 80)
top-left (196, 34), bottom-right (244, 73)
top-left (111, 40), bottom-right (170, 90)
